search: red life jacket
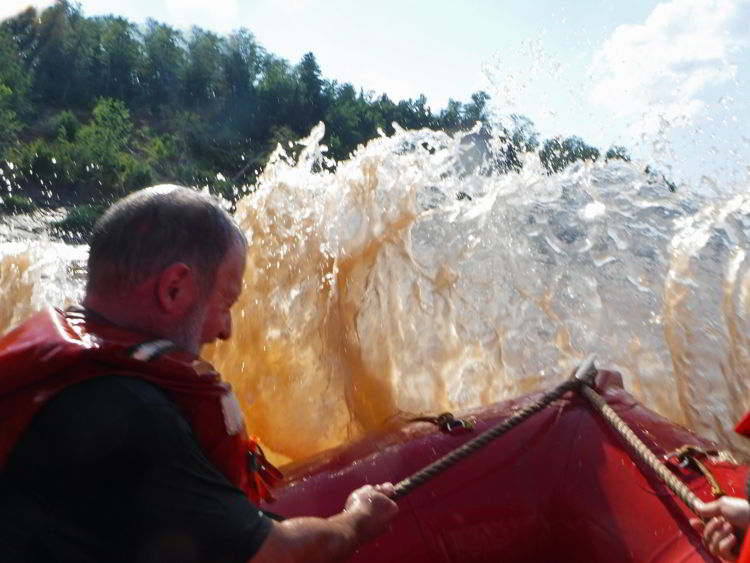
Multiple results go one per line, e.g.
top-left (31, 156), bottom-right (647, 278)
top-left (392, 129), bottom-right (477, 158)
top-left (0, 307), bottom-right (280, 504)
top-left (735, 415), bottom-right (750, 563)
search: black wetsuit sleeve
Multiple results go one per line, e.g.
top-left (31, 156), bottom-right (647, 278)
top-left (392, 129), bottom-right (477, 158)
top-left (0, 376), bottom-right (272, 563)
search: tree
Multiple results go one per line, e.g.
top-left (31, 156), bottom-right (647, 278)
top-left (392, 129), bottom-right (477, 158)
top-left (294, 52), bottom-right (325, 131)
top-left (142, 20), bottom-right (185, 113)
top-left (221, 29), bottom-right (261, 134)
top-left (439, 99), bottom-right (463, 130)
top-left (222, 30), bottom-right (258, 97)
top-left (0, 27), bottom-right (30, 117)
top-left (73, 97), bottom-right (133, 181)
top-left (508, 114), bottom-right (540, 153)
top-left (539, 136), bottom-right (600, 174)
top-left (0, 84), bottom-right (21, 156)
top-left (462, 91), bottom-right (490, 126)
top-left (184, 28), bottom-right (226, 107)
top-left (0, 4), bottom-right (630, 211)
top-left (255, 55), bottom-right (297, 137)
top-left (94, 16), bottom-right (144, 103)
top-left (324, 83), bottom-right (374, 159)
top-left (0, 7), bottom-right (39, 64)
top-left (605, 145), bottom-right (631, 161)
top-left (64, 10), bottom-right (102, 107)
top-left (31, 1), bottom-right (74, 105)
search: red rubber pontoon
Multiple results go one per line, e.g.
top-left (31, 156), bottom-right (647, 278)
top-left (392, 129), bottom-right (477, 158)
top-left (269, 379), bottom-right (748, 562)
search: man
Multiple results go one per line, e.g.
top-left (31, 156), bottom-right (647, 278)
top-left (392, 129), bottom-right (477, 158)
top-left (0, 185), bottom-right (398, 562)
top-left (689, 407), bottom-right (750, 563)
top-left (691, 497), bottom-right (749, 562)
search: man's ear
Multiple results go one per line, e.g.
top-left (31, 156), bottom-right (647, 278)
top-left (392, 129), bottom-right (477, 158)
top-left (156, 262), bottom-right (198, 313)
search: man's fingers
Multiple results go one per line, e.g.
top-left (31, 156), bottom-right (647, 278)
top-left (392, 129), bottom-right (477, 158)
top-left (704, 516), bottom-right (724, 539)
top-left (706, 518), bottom-right (733, 556)
top-left (689, 518), bottom-right (705, 535)
top-left (704, 517), bottom-right (726, 548)
top-left (717, 533), bottom-right (738, 561)
top-left (697, 500), bottom-right (724, 521)
top-left (374, 483), bottom-right (396, 497)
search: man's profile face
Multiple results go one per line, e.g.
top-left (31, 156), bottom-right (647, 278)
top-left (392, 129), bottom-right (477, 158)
top-left (196, 238), bottom-right (247, 349)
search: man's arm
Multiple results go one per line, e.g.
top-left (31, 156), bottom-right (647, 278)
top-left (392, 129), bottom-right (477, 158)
top-left (251, 483), bottom-right (399, 563)
top-left (23, 376), bottom-right (397, 562)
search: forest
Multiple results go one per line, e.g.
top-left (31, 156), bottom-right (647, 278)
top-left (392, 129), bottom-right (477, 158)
top-left (0, 1), bottom-right (631, 227)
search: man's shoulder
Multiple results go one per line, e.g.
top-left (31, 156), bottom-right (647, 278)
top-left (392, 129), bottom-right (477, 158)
top-left (58, 374), bottom-right (177, 409)
top-left (27, 375), bottom-right (193, 462)
top-left (0, 377), bottom-right (182, 489)
top-left (52, 374), bottom-right (192, 434)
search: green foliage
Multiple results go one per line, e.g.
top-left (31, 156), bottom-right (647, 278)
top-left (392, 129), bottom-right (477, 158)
top-left (184, 28), bottom-right (226, 107)
top-left (0, 27), bottom-right (31, 117)
top-left (53, 110), bottom-right (81, 142)
top-left (0, 83), bottom-right (21, 156)
top-left (142, 20), bottom-right (186, 112)
top-left (295, 52), bottom-right (325, 132)
top-left (5, 98), bottom-right (136, 202)
top-left (539, 136), bottom-right (601, 174)
top-left (438, 92), bottom-right (491, 132)
top-left (463, 91), bottom-right (491, 125)
top-left (95, 16), bottom-right (143, 102)
top-left (78, 98), bottom-right (132, 166)
top-left (1, 194), bottom-right (36, 214)
top-left (0, 3), bottom-right (629, 207)
top-left (605, 145), bottom-right (631, 161)
top-left (52, 203), bottom-right (106, 241)
top-left (17, 139), bottom-right (60, 180)
top-left (122, 158), bottom-right (153, 191)
top-left (508, 115), bottom-right (540, 153)
top-left (32, 2), bottom-right (90, 106)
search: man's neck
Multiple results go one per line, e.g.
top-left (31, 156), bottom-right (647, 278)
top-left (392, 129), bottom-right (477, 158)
top-left (83, 293), bottom-right (160, 339)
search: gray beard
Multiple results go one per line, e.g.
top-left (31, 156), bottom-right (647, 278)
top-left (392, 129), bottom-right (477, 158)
top-left (169, 304), bottom-right (206, 355)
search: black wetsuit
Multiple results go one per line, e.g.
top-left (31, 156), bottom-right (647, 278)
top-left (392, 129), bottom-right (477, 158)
top-left (0, 376), bottom-right (272, 562)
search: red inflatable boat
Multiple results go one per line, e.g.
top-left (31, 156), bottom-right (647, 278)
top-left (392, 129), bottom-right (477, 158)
top-left (269, 376), bottom-right (748, 562)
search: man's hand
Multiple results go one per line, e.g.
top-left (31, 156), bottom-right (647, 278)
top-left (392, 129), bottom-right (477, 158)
top-left (343, 483), bottom-right (399, 543)
top-left (689, 496), bottom-right (750, 561)
top-left (252, 482), bottom-right (399, 563)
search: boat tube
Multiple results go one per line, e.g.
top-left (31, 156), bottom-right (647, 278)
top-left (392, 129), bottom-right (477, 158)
top-left (269, 377), bottom-right (748, 562)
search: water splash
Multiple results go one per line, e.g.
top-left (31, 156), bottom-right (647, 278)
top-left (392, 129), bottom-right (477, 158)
top-left (204, 123), bottom-right (750, 463)
top-left (0, 208), bottom-right (87, 330)
top-left (3, 124), bottom-right (750, 464)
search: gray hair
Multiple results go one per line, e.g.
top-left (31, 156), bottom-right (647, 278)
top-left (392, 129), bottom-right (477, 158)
top-left (86, 185), bottom-right (246, 297)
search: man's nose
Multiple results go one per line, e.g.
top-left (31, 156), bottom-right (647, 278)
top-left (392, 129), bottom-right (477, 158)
top-left (218, 314), bottom-right (232, 340)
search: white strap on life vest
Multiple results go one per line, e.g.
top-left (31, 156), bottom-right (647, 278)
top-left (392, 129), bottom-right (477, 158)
top-left (220, 391), bottom-right (245, 436)
top-left (129, 340), bottom-right (176, 362)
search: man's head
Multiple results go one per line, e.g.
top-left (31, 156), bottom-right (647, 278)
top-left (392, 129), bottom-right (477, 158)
top-left (84, 185), bottom-right (247, 354)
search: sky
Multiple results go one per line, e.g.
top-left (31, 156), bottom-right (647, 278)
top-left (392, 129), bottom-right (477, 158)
top-left (3, 0), bottom-right (750, 186)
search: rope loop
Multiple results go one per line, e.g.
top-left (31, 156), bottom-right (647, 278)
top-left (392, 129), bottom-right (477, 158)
top-left (393, 354), bottom-right (713, 521)
top-left (392, 360), bottom-right (592, 500)
top-left (573, 357), bottom-right (707, 515)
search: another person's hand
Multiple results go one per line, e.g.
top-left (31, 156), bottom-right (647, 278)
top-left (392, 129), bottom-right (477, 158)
top-left (593, 369), bottom-right (624, 392)
top-left (343, 483), bottom-right (399, 542)
top-left (569, 364), bottom-right (624, 393)
top-left (690, 496), bottom-right (750, 561)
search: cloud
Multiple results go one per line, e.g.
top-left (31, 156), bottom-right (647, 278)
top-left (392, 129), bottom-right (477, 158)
top-left (0, 0), bottom-right (54, 22)
top-left (589, 0), bottom-right (750, 136)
